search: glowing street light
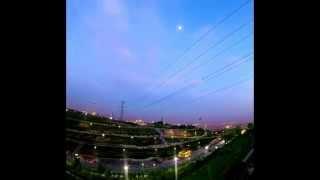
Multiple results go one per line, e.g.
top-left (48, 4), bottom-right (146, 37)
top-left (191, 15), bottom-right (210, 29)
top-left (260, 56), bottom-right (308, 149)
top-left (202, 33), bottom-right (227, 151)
top-left (174, 156), bottom-right (178, 180)
top-left (124, 165), bottom-right (129, 180)
top-left (130, 136), bottom-right (134, 139)
top-left (153, 163), bottom-right (156, 167)
top-left (102, 133), bottom-right (105, 137)
top-left (89, 122), bottom-right (93, 126)
top-left (94, 146), bottom-right (97, 149)
top-left (241, 129), bottom-right (246, 135)
top-left (205, 145), bottom-right (209, 150)
top-left (174, 157), bottom-right (178, 161)
top-left (123, 148), bottom-right (126, 152)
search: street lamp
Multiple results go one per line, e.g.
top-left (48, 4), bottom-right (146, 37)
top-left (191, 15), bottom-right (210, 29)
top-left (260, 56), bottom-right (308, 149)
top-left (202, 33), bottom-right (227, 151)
top-left (205, 145), bottom-right (209, 150)
top-left (124, 165), bottom-right (129, 180)
top-left (174, 156), bottom-right (178, 180)
top-left (174, 157), bottom-right (178, 161)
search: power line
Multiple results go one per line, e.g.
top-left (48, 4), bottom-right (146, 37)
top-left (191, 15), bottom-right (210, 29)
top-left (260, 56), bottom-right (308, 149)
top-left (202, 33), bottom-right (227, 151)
top-left (191, 76), bottom-right (253, 104)
top-left (142, 83), bottom-right (196, 109)
top-left (119, 101), bottom-right (125, 121)
top-left (181, 32), bottom-right (252, 82)
top-left (132, 22), bottom-right (251, 109)
top-left (160, 0), bottom-right (252, 73)
top-left (157, 21), bottom-right (251, 89)
top-left (139, 52), bottom-right (252, 110)
top-left (128, 0), bottom-right (252, 105)
top-left (202, 52), bottom-right (253, 80)
top-left (162, 75), bottom-right (253, 117)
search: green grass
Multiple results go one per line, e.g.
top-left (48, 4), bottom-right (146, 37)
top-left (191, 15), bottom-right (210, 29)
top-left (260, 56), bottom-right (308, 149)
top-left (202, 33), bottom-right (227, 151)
top-left (180, 133), bottom-right (252, 180)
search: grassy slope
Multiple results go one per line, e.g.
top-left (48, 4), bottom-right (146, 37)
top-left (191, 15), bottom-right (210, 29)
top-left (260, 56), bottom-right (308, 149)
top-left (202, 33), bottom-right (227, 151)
top-left (181, 133), bottom-right (252, 180)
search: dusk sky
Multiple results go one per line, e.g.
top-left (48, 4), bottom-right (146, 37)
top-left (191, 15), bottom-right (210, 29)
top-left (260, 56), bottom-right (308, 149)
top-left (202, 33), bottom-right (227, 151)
top-left (67, 0), bottom-right (253, 125)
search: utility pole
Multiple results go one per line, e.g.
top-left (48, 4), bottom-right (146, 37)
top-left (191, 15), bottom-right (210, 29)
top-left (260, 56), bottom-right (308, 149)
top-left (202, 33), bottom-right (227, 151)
top-left (120, 101), bottom-right (125, 121)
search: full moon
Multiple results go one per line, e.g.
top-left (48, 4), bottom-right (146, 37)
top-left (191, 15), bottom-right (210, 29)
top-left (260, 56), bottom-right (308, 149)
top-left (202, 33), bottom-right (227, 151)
top-left (176, 24), bottom-right (183, 32)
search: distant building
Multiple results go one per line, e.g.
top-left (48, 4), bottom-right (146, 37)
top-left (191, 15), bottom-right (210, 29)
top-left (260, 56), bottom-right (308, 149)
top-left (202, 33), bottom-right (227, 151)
top-left (178, 149), bottom-right (192, 158)
top-left (81, 111), bottom-right (88, 116)
top-left (163, 129), bottom-right (192, 138)
top-left (132, 119), bottom-right (147, 126)
top-left (192, 123), bottom-right (200, 127)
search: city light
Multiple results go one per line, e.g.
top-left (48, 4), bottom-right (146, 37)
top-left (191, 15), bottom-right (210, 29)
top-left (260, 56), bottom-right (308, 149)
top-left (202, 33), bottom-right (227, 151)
top-left (153, 163), bottom-right (156, 167)
top-left (174, 156), bottom-right (178, 180)
top-left (124, 165), bottom-right (129, 180)
top-left (178, 150), bottom-right (192, 158)
top-left (118, 125), bottom-right (121, 128)
top-left (130, 136), bottom-right (134, 139)
top-left (205, 145), bottom-right (209, 150)
top-left (94, 146), bottom-right (97, 149)
top-left (141, 162), bottom-right (144, 167)
top-left (82, 111), bottom-right (88, 116)
top-left (241, 129), bottom-right (247, 134)
top-left (90, 122), bottom-right (93, 126)
top-left (174, 156), bottom-right (178, 161)
top-left (102, 133), bottom-right (105, 137)
top-left (123, 148), bottom-right (126, 152)
top-left (74, 153), bottom-right (79, 157)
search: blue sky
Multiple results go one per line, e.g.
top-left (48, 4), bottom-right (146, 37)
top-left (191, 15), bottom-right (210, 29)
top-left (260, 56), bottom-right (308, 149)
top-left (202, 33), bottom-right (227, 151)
top-left (67, 0), bottom-right (253, 125)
